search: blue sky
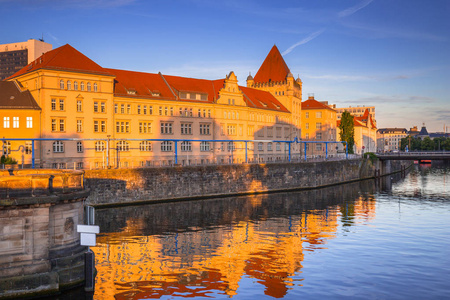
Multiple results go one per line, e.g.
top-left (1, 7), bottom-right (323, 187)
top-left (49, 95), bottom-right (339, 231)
top-left (1, 0), bottom-right (449, 132)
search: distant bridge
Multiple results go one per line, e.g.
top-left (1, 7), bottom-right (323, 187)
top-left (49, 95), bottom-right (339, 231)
top-left (376, 152), bottom-right (450, 161)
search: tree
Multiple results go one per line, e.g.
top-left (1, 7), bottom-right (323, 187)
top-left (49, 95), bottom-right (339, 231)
top-left (339, 111), bottom-right (355, 154)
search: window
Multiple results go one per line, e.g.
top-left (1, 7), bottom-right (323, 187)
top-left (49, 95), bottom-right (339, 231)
top-left (87, 82), bottom-right (91, 92)
top-left (25, 141), bottom-right (32, 154)
top-left (51, 99), bottom-right (56, 110)
top-left (200, 141), bottom-right (210, 152)
top-left (2, 141), bottom-right (11, 155)
top-left (74, 81), bottom-right (78, 90)
top-left (258, 142), bottom-right (263, 151)
top-left (137, 105), bottom-right (141, 114)
top-left (164, 107), bottom-right (168, 116)
top-left (94, 102), bottom-right (99, 112)
top-left (116, 141), bottom-right (129, 151)
top-left (316, 112), bottom-right (322, 118)
top-left (267, 127), bottom-right (273, 137)
top-left (227, 125), bottom-right (236, 135)
top-left (59, 99), bottom-right (64, 111)
top-left (316, 143), bottom-right (322, 151)
top-left (101, 102), bottom-right (106, 113)
top-left (139, 122), bottom-right (152, 134)
top-left (200, 124), bottom-right (210, 135)
top-left (12, 117), bottom-right (19, 128)
top-left (95, 141), bottom-right (105, 152)
top-left (77, 119), bottom-right (83, 132)
top-left (316, 132), bottom-right (322, 139)
top-left (77, 100), bottom-right (82, 112)
top-left (208, 110), bottom-right (211, 118)
top-left (316, 122), bottom-right (322, 130)
top-left (181, 123), bottom-right (192, 135)
top-left (67, 81), bottom-right (72, 90)
top-left (306, 133), bottom-right (309, 139)
top-left (149, 106), bottom-right (153, 115)
top-left (140, 141), bottom-right (152, 151)
top-left (305, 123), bottom-right (309, 129)
top-left (227, 142), bottom-right (235, 151)
top-left (26, 117), bottom-right (33, 128)
top-left (53, 141), bottom-right (64, 153)
top-left (181, 141), bottom-right (192, 152)
top-left (267, 142), bottom-right (273, 151)
top-left (94, 83), bottom-right (98, 92)
top-left (101, 121), bottom-right (106, 132)
top-left (161, 141), bottom-right (172, 152)
top-left (57, 119), bottom-right (64, 132)
top-left (121, 104), bottom-right (125, 114)
top-left (127, 104), bottom-right (131, 114)
top-left (51, 119), bottom-right (57, 132)
top-left (160, 122), bottom-right (173, 134)
top-left (80, 82), bottom-right (85, 91)
top-left (77, 162), bottom-right (83, 169)
top-left (305, 112), bottom-right (309, 118)
top-left (115, 121), bottom-right (130, 133)
top-left (77, 141), bottom-right (83, 153)
top-left (276, 143), bottom-right (281, 151)
top-left (60, 80), bottom-right (64, 90)
top-left (159, 106), bottom-right (163, 115)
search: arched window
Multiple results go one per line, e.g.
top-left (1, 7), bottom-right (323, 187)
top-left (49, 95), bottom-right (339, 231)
top-left (161, 141), bottom-right (172, 152)
top-left (74, 81), bottom-right (78, 90)
top-left (116, 141), bottom-right (129, 151)
top-left (53, 141), bottom-right (64, 153)
top-left (276, 142), bottom-right (281, 151)
top-left (258, 142), bottom-right (263, 151)
top-left (59, 80), bottom-right (64, 90)
top-left (181, 141), bottom-right (191, 152)
top-left (80, 82), bottom-right (85, 91)
top-left (67, 80), bottom-right (72, 90)
top-left (87, 82), bottom-right (91, 92)
top-left (93, 83), bottom-right (98, 92)
top-left (267, 142), bottom-right (273, 151)
top-left (139, 141), bottom-right (152, 151)
top-left (95, 141), bottom-right (105, 152)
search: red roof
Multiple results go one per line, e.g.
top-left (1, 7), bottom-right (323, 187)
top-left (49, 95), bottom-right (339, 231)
top-left (240, 86), bottom-right (289, 112)
top-left (7, 44), bottom-right (112, 79)
top-left (163, 75), bottom-right (222, 102)
top-left (253, 45), bottom-right (291, 83)
top-left (105, 68), bottom-right (176, 100)
top-left (354, 109), bottom-right (377, 129)
top-left (301, 99), bottom-right (335, 111)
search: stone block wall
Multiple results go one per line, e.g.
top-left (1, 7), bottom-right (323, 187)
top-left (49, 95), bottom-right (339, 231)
top-left (85, 158), bottom-right (410, 207)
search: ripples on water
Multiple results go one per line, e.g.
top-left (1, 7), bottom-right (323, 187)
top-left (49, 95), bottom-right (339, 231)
top-left (90, 163), bottom-right (449, 299)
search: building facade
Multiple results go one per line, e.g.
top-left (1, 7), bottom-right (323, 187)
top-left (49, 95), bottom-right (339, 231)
top-left (0, 39), bottom-right (52, 80)
top-left (376, 128), bottom-right (407, 152)
top-left (334, 105), bottom-right (376, 126)
top-left (301, 96), bottom-right (338, 156)
top-left (4, 44), bottom-right (303, 168)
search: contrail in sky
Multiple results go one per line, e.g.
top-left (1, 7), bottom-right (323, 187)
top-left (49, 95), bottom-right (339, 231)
top-left (282, 29), bottom-right (325, 55)
top-left (338, 0), bottom-right (373, 18)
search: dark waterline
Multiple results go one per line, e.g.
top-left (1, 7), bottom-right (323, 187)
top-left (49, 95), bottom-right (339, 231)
top-left (47, 162), bottom-right (450, 299)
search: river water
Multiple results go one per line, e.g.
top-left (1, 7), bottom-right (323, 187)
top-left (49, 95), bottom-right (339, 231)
top-left (88, 163), bottom-right (449, 300)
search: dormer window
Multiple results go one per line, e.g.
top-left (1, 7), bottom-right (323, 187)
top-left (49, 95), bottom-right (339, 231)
top-left (127, 89), bottom-right (136, 95)
top-left (151, 90), bottom-right (160, 97)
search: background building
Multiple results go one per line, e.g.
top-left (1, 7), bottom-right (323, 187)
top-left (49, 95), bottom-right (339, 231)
top-left (333, 105), bottom-right (376, 126)
top-left (377, 128), bottom-right (407, 152)
top-left (0, 39), bottom-right (52, 80)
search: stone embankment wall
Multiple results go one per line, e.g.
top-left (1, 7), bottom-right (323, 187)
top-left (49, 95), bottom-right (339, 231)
top-left (85, 158), bottom-right (410, 207)
top-left (0, 170), bottom-right (88, 300)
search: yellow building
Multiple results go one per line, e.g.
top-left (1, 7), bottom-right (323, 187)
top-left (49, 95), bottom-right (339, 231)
top-left (337, 109), bottom-right (377, 154)
top-left (301, 96), bottom-right (338, 156)
top-left (4, 44), bottom-right (303, 168)
top-left (0, 81), bottom-right (41, 165)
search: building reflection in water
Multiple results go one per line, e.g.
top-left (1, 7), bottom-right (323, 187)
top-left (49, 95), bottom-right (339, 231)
top-left (93, 181), bottom-right (376, 299)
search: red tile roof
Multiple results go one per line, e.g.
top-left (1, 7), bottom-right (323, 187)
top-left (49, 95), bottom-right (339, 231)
top-left (240, 86), bottom-right (289, 112)
top-left (354, 109), bottom-right (377, 129)
top-left (253, 45), bottom-right (291, 83)
top-left (301, 99), bottom-right (335, 111)
top-left (0, 81), bottom-right (40, 110)
top-left (7, 44), bottom-right (112, 79)
top-left (162, 74), bottom-right (222, 102)
top-left (105, 68), bottom-right (176, 100)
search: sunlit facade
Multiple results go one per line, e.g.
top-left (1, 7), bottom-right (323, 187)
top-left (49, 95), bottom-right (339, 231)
top-left (5, 44), bottom-right (303, 168)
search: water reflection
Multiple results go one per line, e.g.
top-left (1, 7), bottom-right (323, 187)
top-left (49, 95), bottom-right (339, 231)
top-left (93, 180), bottom-right (377, 299)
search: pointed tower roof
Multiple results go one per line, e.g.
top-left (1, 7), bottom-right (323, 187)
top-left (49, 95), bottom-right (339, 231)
top-left (253, 45), bottom-right (291, 83)
top-left (7, 44), bottom-right (112, 79)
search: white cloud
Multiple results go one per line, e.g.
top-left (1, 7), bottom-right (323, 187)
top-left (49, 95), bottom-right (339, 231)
top-left (338, 0), bottom-right (373, 18)
top-left (282, 29), bottom-right (325, 55)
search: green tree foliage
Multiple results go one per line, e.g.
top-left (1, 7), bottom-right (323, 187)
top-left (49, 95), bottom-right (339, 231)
top-left (400, 136), bottom-right (450, 151)
top-left (339, 111), bottom-right (355, 154)
top-left (0, 155), bottom-right (17, 164)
